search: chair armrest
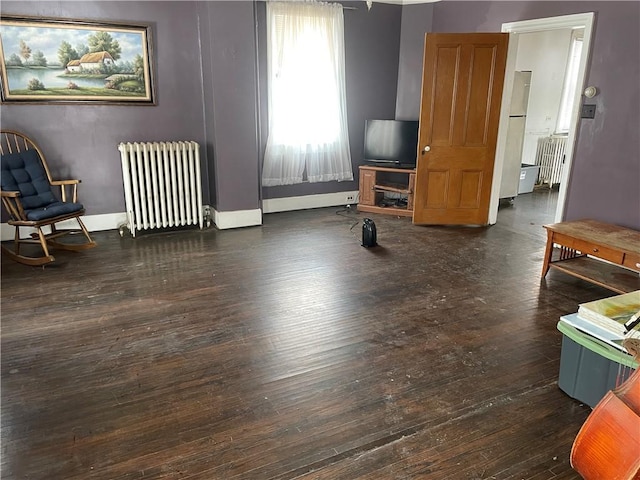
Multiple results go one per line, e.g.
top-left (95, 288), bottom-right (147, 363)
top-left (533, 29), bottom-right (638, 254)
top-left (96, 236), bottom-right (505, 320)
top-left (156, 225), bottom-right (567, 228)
top-left (0, 189), bottom-right (26, 220)
top-left (1, 189), bottom-right (21, 198)
top-left (51, 179), bottom-right (80, 202)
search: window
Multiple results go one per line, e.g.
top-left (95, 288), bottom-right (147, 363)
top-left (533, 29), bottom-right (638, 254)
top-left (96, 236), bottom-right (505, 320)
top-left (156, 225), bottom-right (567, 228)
top-left (262, 1), bottom-right (353, 187)
top-left (556, 29), bottom-right (584, 134)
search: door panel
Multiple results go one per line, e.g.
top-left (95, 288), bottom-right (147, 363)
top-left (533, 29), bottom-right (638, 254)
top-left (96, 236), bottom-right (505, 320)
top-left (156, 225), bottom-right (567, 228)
top-left (431, 47), bottom-right (457, 145)
top-left (413, 33), bottom-right (508, 226)
top-left (466, 46), bottom-right (496, 145)
top-left (425, 171), bottom-right (448, 208)
top-left (460, 171), bottom-right (483, 207)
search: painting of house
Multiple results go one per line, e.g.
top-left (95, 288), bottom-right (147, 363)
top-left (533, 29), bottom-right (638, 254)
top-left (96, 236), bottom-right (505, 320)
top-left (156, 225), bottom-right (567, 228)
top-left (77, 50), bottom-right (114, 70)
top-left (66, 51), bottom-right (114, 71)
top-left (66, 58), bottom-right (81, 72)
top-left (0, 19), bottom-right (151, 101)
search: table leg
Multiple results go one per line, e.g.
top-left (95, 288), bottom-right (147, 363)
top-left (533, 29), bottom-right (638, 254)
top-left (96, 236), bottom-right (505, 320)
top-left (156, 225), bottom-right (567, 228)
top-left (541, 230), bottom-right (554, 277)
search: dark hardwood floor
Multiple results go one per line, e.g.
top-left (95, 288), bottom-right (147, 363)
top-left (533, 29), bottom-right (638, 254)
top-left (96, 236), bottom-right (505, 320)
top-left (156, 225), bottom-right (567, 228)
top-left (2, 188), bottom-right (612, 479)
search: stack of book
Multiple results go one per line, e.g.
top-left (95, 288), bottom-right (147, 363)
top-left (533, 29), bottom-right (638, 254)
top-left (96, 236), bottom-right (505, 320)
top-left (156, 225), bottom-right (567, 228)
top-left (567, 290), bottom-right (640, 353)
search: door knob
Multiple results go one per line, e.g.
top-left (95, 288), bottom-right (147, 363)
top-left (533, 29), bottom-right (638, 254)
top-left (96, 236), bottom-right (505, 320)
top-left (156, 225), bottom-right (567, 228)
top-left (422, 145), bottom-right (431, 154)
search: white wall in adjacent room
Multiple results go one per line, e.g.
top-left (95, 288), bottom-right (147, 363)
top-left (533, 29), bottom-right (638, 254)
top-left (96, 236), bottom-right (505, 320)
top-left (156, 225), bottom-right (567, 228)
top-left (515, 29), bottom-right (572, 165)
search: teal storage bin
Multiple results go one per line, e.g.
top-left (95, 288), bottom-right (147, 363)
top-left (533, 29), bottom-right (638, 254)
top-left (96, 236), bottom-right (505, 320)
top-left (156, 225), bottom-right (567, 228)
top-left (557, 315), bottom-right (638, 408)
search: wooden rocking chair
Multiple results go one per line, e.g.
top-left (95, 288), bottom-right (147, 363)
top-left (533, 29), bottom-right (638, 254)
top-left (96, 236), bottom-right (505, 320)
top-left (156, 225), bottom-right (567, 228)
top-left (0, 130), bottom-right (97, 266)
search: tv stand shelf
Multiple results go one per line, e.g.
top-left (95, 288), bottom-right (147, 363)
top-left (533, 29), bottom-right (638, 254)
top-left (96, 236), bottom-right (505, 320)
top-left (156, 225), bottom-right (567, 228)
top-left (357, 165), bottom-right (415, 217)
top-left (373, 182), bottom-right (408, 194)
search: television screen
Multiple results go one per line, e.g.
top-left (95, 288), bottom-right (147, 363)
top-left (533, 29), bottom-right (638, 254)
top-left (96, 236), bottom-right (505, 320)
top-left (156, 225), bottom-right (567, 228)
top-left (363, 119), bottom-right (419, 167)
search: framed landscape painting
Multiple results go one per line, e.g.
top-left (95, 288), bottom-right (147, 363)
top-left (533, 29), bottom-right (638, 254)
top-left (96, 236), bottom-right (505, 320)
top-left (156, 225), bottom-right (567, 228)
top-left (0, 15), bottom-right (155, 105)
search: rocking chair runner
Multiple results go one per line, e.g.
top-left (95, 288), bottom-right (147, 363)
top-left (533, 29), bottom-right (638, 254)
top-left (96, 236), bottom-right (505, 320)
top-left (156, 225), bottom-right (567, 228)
top-left (0, 130), bottom-right (97, 266)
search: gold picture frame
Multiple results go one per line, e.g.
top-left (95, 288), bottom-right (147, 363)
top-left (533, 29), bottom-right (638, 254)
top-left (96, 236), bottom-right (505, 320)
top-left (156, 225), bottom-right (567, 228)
top-left (0, 15), bottom-right (155, 105)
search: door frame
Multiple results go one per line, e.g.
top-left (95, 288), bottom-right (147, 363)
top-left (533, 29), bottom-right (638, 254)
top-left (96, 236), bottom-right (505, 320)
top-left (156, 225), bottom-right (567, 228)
top-left (489, 12), bottom-right (595, 224)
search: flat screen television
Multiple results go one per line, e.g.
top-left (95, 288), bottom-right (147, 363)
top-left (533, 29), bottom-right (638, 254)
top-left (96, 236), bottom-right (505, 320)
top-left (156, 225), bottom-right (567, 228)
top-left (363, 119), bottom-right (419, 168)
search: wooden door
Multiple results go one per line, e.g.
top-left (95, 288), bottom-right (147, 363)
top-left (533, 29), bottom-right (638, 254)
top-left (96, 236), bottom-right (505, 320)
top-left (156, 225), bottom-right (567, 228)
top-left (413, 33), bottom-right (508, 226)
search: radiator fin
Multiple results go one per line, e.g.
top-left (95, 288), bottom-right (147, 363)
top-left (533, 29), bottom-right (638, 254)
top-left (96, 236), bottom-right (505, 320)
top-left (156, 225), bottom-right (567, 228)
top-left (118, 141), bottom-right (203, 237)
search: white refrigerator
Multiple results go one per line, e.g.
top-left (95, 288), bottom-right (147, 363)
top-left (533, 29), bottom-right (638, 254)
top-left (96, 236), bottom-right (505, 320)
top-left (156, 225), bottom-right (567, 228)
top-left (499, 71), bottom-right (532, 199)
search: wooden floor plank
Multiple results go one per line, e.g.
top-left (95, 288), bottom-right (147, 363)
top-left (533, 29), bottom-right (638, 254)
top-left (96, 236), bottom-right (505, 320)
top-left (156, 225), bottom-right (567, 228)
top-left (2, 190), bottom-right (612, 479)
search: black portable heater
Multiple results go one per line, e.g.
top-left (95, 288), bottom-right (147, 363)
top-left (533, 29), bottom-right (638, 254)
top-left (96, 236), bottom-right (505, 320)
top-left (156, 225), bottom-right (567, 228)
top-left (362, 218), bottom-right (377, 248)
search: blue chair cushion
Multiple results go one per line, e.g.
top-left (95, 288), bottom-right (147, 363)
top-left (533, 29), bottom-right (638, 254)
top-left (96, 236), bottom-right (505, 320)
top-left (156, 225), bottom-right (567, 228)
top-left (1, 149), bottom-right (84, 221)
top-left (25, 201), bottom-right (84, 221)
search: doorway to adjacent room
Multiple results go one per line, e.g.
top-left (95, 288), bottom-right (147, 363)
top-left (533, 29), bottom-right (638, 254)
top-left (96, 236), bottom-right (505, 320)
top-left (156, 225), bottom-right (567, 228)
top-left (492, 12), bottom-right (595, 226)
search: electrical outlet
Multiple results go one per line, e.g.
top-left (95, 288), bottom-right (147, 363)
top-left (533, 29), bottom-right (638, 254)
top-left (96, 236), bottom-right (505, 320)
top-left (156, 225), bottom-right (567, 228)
top-left (346, 195), bottom-right (355, 202)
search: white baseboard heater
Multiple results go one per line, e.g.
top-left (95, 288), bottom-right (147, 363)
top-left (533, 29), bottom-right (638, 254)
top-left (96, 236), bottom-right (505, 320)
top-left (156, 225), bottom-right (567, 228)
top-left (118, 141), bottom-right (203, 237)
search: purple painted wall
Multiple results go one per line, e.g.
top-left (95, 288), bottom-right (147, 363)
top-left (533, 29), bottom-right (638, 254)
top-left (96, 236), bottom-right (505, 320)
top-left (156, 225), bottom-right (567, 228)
top-left (1, 1), bottom-right (402, 215)
top-left (199, 1), bottom-right (260, 212)
top-left (0, 1), bottom-right (209, 216)
top-left (395, 4), bottom-right (433, 120)
top-left (396, 1), bottom-right (640, 229)
top-left (2, 1), bottom-right (637, 230)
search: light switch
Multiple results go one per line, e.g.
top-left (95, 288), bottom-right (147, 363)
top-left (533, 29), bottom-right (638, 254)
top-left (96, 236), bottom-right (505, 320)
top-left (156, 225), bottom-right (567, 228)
top-left (581, 104), bottom-right (596, 119)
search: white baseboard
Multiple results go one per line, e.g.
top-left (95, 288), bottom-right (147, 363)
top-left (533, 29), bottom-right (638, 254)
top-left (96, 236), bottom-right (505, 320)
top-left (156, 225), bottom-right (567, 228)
top-left (1, 212), bottom-right (126, 242)
top-left (1, 192), bottom-right (358, 240)
top-left (83, 212), bottom-right (128, 232)
top-left (213, 208), bottom-right (262, 230)
top-left (0, 208), bottom-right (262, 240)
top-left (262, 190), bottom-right (358, 214)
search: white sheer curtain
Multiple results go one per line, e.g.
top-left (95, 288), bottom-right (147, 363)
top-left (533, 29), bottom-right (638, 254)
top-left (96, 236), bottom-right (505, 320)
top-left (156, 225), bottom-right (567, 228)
top-left (262, 1), bottom-right (353, 187)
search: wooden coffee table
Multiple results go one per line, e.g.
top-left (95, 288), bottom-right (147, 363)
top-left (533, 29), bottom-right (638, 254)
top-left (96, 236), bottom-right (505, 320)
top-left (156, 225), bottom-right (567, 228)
top-left (542, 219), bottom-right (640, 294)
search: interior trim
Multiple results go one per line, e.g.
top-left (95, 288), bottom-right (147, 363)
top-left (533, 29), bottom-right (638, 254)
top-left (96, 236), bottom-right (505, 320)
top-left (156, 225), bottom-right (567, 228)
top-left (489, 12), bottom-right (595, 225)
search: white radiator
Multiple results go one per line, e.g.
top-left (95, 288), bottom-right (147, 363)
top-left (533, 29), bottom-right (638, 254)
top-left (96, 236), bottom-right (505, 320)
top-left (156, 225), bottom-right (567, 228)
top-left (118, 141), bottom-right (203, 237)
top-left (535, 135), bottom-right (567, 188)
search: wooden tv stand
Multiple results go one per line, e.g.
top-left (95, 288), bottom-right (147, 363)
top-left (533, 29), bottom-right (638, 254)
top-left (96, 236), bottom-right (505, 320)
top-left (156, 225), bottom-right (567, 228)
top-left (357, 165), bottom-right (415, 217)
top-left (542, 219), bottom-right (640, 294)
